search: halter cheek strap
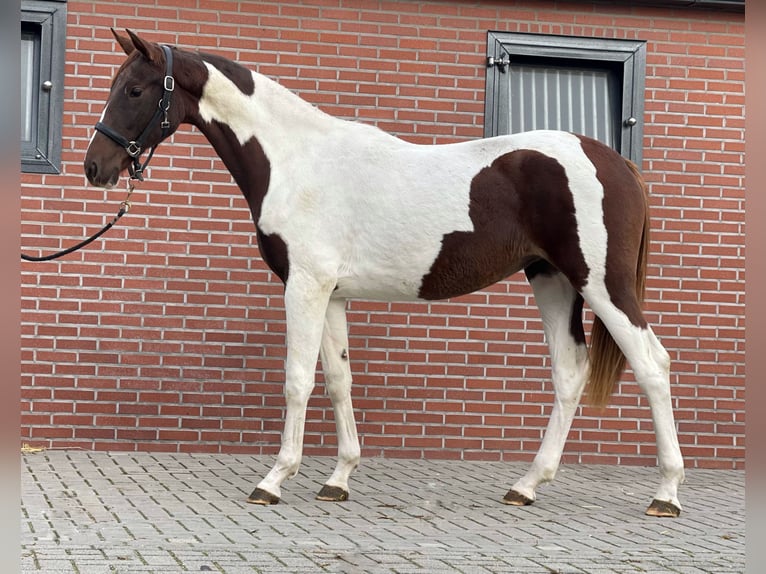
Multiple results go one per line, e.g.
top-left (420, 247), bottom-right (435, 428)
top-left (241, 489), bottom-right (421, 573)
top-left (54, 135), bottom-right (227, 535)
top-left (94, 44), bottom-right (175, 181)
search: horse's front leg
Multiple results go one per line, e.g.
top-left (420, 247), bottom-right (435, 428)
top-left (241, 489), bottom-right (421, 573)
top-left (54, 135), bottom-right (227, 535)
top-left (247, 272), bottom-right (333, 505)
top-left (315, 298), bottom-right (360, 502)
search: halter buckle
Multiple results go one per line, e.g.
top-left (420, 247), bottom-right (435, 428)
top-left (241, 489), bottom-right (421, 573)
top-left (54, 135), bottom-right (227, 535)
top-left (164, 75), bottom-right (175, 91)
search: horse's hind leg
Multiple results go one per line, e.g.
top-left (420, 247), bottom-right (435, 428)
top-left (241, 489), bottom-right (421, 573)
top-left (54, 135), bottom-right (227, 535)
top-left (315, 298), bottom-right (361, 502)
top-left (504, 263), bottom-right (589, 506)
top-left (583, 285), bottom-right (685, 517)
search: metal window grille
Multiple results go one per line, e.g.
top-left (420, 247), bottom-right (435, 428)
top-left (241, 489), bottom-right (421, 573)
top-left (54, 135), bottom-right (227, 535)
top-left (506, 63), bottom-right (621, 149)
top-left (485, 32), bottom-right (646, 165)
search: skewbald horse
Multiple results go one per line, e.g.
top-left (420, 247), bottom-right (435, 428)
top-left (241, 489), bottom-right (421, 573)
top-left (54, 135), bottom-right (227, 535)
top-left (84, 30), bottom-right (684, 517)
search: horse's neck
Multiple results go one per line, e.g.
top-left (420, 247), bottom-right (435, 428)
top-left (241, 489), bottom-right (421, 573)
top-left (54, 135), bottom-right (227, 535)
top-left (194, 63), bottom-right (337, 154)
top-left (254, 72), bottom-right (336, 129)
top-left (188, 61), bottom-right (340, 215)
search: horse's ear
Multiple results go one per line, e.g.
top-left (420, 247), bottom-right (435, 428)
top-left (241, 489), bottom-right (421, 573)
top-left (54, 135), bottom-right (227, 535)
top-left (111, 28), bottom-right (135, 55)
top-left (125, 29), bottom-right (164, 64)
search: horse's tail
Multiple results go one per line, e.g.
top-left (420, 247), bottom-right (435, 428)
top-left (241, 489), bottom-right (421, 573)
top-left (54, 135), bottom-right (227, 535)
top-left (585, 159), bottom-right (650, 408)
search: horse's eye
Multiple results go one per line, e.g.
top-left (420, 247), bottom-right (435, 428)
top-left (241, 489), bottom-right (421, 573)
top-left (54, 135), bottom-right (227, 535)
top-left (129, 87), bottom-right (143, 98)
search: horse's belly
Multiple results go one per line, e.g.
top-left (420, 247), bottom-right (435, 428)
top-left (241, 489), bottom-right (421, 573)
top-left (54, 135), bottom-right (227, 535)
top-left (332, 264), bottom-right (429, 301)
top-left (331, 236), bottom-right (534, 302)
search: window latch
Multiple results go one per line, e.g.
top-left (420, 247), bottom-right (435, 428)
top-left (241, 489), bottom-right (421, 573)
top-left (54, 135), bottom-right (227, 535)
top-left (487, 55), bottom-right (510, 73)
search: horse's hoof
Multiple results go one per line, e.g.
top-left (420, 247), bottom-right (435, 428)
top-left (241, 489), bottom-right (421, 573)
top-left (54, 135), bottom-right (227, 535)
top-left (645, 499), bottom-right (681, 517)
top-left (502, 489), bottom-right (534, 506)
top-left (246, 487), bottom-right (280, 505)
top-left (316, 485), bottom-right (349, 502)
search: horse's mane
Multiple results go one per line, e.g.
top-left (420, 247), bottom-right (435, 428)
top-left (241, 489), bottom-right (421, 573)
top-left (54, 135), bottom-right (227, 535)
top-left (197, 49), bottom-right (255, 95)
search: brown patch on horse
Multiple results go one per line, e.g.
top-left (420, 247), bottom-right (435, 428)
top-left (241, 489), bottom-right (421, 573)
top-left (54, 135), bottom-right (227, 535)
top-left (569, 293), bottom-right (586, 345)
top-left (200, 52), bottom-right (255, 96)
top-left (419, 150), bottom-right (589, 300)
top-left (577, 135), bottom-right (648, 328)
top-left (257, 227), bottom-right (290, 284)
top-left (189, 116), bottom-right (288, 282)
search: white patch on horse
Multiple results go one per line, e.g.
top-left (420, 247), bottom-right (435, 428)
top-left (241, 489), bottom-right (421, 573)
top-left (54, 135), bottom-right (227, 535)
top-left (89, 103), bottom-right (109, 146)
top-left (198, 63), bottom-right (477, 298)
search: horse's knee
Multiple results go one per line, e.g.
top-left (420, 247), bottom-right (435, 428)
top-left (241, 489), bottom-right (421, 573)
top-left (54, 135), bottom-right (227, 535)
top-left (322, 349), bottom-right (353, 403)
top-left (284, 376), bottom-right (315, 405)
top-left (324, 361), bottom-right (352, 403)
top-left (327, 380), bottom-right (352, 405)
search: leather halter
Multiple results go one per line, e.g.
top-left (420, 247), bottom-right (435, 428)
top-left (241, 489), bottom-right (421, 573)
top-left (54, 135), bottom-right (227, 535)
top-left (94, 44), bottom-right (175, 181)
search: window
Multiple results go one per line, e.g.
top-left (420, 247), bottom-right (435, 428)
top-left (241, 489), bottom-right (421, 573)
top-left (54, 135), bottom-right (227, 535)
top-left (21, 0), bottom-right (67, 174)
top-left (485, 32), bottom-right (646, 165)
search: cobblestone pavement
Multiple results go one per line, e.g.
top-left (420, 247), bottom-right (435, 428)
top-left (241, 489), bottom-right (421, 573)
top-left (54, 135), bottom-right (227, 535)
top-left (21, 451), bottom-right (744, 573)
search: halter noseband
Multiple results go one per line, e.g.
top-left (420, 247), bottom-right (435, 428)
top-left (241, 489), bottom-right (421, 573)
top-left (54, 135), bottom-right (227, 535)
top-left (94, 44), bottom-right (175, 182)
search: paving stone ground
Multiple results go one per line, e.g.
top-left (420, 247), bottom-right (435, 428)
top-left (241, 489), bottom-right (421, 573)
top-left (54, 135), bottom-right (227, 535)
top-left (21, 451), bottom-right (744, 573)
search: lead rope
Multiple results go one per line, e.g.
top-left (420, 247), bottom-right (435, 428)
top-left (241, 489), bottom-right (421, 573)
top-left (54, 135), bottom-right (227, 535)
top-left (21, 181), bottom-right (136, 262)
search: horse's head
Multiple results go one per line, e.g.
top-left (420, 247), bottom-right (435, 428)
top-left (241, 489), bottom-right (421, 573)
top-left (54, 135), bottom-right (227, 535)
top-left (84, 29), bottom-right (184, 187)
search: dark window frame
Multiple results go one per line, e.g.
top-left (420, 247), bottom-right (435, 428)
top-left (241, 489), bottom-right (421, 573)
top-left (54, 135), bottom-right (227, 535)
top-left (21, 0), bottom-right (67, 174)
top-left (485, 32), bottom-right (647, 165)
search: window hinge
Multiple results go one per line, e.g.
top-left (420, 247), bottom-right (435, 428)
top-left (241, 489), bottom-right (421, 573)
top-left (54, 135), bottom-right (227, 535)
top-left (487, 54), bottom-right (510, 72)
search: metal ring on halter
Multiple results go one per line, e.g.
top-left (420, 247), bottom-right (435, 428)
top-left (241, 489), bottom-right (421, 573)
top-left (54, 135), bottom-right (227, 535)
top-left (126, 141), bottom-right (142, 157)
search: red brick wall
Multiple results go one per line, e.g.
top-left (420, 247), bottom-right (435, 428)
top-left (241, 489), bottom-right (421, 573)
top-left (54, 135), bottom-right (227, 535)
top-left (21, 0), bottom-right (745, 469)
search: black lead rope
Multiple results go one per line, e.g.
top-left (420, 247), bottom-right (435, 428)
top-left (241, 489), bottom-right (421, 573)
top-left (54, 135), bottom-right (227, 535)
top-left (21, 183), bottom-right (135, 262)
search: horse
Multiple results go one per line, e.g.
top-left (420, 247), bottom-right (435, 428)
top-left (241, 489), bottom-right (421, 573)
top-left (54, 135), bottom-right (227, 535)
top-left (83, 29), bottom-right (684, 518)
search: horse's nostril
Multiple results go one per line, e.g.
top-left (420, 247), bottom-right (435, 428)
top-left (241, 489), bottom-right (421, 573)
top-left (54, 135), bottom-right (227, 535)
top-left (85, 161), bottom-right (97, 182)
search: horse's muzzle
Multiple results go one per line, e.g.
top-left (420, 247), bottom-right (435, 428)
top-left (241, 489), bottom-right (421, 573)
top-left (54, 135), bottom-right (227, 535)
top-left (84, 159), bottom-right (120, 188)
